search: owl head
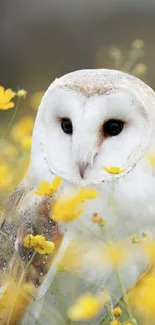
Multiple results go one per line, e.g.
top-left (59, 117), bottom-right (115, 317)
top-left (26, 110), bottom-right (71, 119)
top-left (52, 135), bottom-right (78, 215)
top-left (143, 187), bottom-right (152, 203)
top-left (28, 69), bottom-right (155, 186)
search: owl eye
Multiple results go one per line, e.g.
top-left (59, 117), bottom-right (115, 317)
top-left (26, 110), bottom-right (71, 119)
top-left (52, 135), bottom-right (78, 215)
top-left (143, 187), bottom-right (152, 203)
top-left (103, 119), bottom-right (124, 137)
top-left (61, 118), bottom-right (73, 135)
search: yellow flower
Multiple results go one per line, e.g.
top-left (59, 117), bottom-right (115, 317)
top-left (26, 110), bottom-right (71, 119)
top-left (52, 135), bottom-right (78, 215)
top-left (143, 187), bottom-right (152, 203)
top-left (79, 188), bottom-right (97, 200)
top-left (110, 321), bottom-right (121, 325)
top-left (20, 136), bottom-right (32, 151)
top-left (52, 188), bottom-right (98, 223)
top-left (0, 86), bottom-right (16, 110)
top-left (35, 176), bottom-right (62, 196)
top-left (131, 234), bottom-right (140, 244)
top-left (113, 307), bottom-right (122, 317)
top-left (128, 273), bottom-right (155, 317)
top-left (23, 234), bottom-right (55, 254)
top-left (23, 234), bottom-right (36, 247)
top-left (67, 293), bottom-right (103, 321)
top-left (102, 166), bottom-right (126, 174)
top-left (17, 89), bottom-right (27, 98)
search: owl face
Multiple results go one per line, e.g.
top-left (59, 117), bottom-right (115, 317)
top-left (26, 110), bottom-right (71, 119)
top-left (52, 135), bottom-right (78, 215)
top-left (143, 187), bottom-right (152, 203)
top-left (30, 70), bottom-right (152, 186)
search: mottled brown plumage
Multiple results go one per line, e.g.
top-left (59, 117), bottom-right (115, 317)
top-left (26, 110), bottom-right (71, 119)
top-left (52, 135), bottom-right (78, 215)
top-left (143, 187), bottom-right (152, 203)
top-left (0, 180), bottom-right (62, 324)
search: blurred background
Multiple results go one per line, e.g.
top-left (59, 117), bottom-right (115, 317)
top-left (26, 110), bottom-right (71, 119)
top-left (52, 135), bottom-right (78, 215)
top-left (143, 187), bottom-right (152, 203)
top-left (1, 0), bottom-right (155, 90)
top-left (0, 0), bottom-right (155, 205)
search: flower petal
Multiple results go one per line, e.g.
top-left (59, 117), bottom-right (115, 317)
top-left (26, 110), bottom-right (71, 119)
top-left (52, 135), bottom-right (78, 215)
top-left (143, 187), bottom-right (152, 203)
top-left (0, 86), bottom-right (4, 100)
top-left (52, 176), bottom-right (62, 193)
top-left (35, 181), bottom-right (52, 196)
top-left (4, 89), bottom-right (16, 102)
top-left (0, 102), bottom-right (15, 110)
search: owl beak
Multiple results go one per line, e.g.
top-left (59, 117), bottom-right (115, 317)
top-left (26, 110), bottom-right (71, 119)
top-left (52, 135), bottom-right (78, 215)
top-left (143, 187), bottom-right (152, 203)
top-left (78, 162), bottom-right (89, 179)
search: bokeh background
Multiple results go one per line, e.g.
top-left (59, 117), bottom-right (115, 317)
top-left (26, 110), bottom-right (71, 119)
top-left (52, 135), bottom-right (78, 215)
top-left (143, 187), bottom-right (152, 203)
top-left (1, 0), bottom-right (155, 89)
top-left (1, 0), bottom-right (155, 206)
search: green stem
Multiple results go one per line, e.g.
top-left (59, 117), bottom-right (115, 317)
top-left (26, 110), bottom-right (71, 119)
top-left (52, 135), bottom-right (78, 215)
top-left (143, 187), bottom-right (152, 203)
top-left (115, 266), bottom-right (136, 324)
top-left (0, 96), bottom-right (20, 139)
top-left (100, 179), bottom-right (137, 324)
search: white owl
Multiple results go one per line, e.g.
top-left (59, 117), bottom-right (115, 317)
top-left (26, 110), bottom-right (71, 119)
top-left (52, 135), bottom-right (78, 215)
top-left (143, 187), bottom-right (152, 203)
top-left (1, 69), bottom-right (155, 325)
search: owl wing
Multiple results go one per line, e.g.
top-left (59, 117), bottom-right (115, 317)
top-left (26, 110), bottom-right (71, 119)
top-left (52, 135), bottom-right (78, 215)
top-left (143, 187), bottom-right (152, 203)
top-left (0, 179), bottom-right (63, 325)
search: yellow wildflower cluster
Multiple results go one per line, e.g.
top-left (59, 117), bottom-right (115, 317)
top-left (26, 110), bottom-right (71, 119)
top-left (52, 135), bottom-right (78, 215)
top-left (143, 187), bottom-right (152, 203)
top-left (23, 234), bottom-right (55, 254)
top-left (35, 176), bottom-right (62, 196)
top-left (52, 188), bottom-right (98, 222)
top-left (0, 86), bottom-right (45, 207)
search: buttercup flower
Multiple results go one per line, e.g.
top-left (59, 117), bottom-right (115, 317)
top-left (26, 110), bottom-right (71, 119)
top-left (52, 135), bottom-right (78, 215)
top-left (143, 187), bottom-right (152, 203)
top-left (67, 293), bottom-right (103, 321)
top-left (102, 166), bottom-right (126, 174)
top-left (52, 188), bottom-right (98, 222)
top-left (17, 89), bottom-right (27, 98)
top-left (35, 176), bottom-right (62, 196)
top-left (113, 307), bottom-right (122, 317)
top-left (0, 86), bottom-right (16, 110)
top-left (23, 234), bottom-right (55, 254)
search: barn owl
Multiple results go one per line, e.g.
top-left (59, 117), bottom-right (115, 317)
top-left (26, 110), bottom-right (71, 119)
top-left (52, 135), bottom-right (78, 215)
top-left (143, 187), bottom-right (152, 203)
top-left (1, 69), bottom-right (155, 325)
